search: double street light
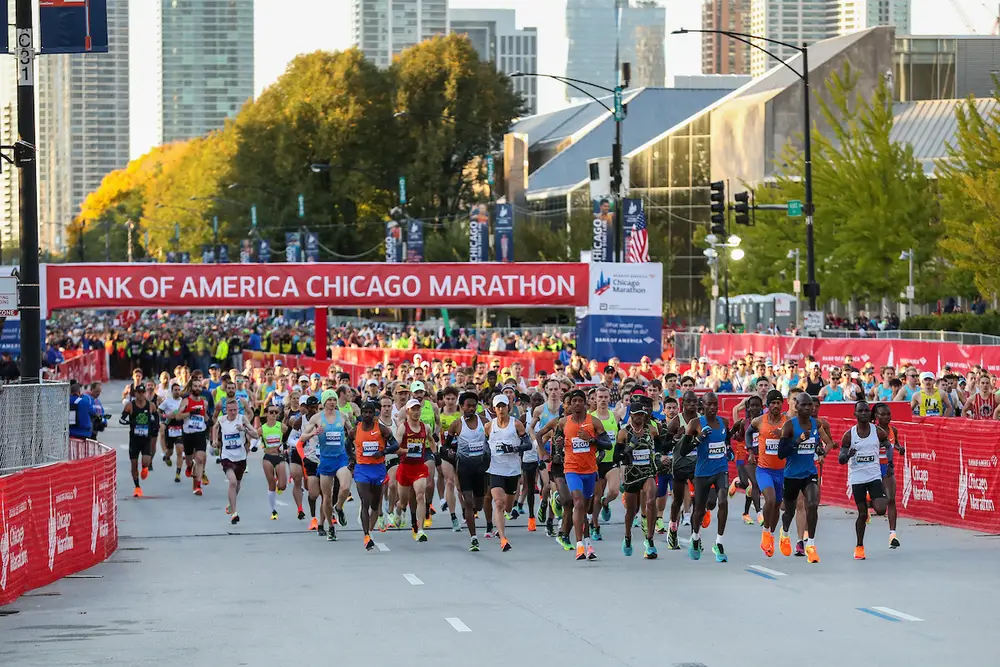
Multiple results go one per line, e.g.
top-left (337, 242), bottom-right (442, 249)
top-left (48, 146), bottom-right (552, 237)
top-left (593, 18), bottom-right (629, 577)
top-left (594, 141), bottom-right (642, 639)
top-left (704, 233), bottom-right (743, 330)
top-left (673, 27), bottom-right (819, 311)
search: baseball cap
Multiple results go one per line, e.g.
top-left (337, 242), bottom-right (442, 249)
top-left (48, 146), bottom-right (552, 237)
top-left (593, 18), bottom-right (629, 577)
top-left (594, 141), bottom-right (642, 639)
top-left (698, 356), bottom-right (709, 363)
top-left (410, 381), bottom-right (425, 392)
top-left (274, 359), bottom-right (283, 367)
top-left (640, 355), bottom-right (651, 363)
top-left (310, 372), bottom-right (321, 379)
top-left (298, 395), bottom-right (309, 406)
top-left (208, 363), bottom-right (220, 370)
top-left (305, 396), bottom-right (320, 406)
top-left (298, 375), bottom-right (309, 382)
top-left (366, 379), bottom-right (379, 387)
top-left (405, 398), bottom-right (421, 410)
top-left (320, 389), bottom-right (337, 404)
top-left (492, 394), bottom-right (509, 407)
top-left (919, 371), bottom-right (936, 381)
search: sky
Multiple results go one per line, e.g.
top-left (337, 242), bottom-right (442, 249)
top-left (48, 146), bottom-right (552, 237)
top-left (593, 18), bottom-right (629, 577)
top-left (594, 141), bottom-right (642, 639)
top-left (129, 0), bottom-right (998, 160)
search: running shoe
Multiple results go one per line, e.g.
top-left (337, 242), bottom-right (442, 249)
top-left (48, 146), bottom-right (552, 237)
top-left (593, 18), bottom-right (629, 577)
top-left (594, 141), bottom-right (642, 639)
top-left (854, 545), bottom-right (866, 560)
top-left (230, 513), bottom-right (239, 525)
top-left (586, 545), bottom-right (597, 560)
top-left (423, 516), bottom-right (433, 529)
top-left (666, 529), bottom-right (679, 550)
top-left (504, 511), bottom-right (514, 521)
top-left (742, 513), bottom-right (753, 525)
top-left (545, 521), bottom-right (556, 538)
top-left (317, 525), bottom-right (326, 536)
top-left (226, 504), bottom-right (231, 515)
top-left (376, 515), bottom-right (386, 533)
top-left (441, 501), bottom-right (449, 512)
top-left (551, 494), bottom-right (563, 520)
top-left (806, 544), bottom-right (820, 563)
top-left (556, 534), bottom-right (573, 550)
top-left (517, 502), bottom-right (525, 514)
top-left (201, 473), bottom-right (210, 486)
top-left (387, 514), bottom-right (398, 529)
top-left (185, 464), bottom-right (193, 478)
top-left (527, 517), bottom-right (537, 532)
top-left (451, 516), bottom-right (461, 532)
top-left (399, 514), bottom-right (409, 530)
top-left (889, 532), bottom-right (900, 549)
top-left (337, 507), bottom-right (347, 528)
top-left (271, 510), bottom-right (278, 521)
top-left (761, 530), bottom-right (774, 557)
top-left (688, 537), bottom-right (701, 560)
top-left (327, 529), bottom-right (337, 542)
top-left (779, 533), bottom-right (792, 557)
top-left (174, 473), bottom-right (180, 483)
top-left (364, 535), bottom-right (376, 551)
top-left (193, 488), bottom-right (203, 496)
top-left (536, 506), bottom-right (545, 523)
top-left (701, 509), bottom-right (712, 529)
top-left (141, 467), bottom-right (149, 481)
top-left (308, 517), bottom-right (318, 531)
top-left (575, 544), bottom-right (586, 560)
top-left (416, 530), bottom-right (428, 543)
top-left (590, 526), bottom-right (602, 541)
top-left (682, 513), bottom-right (691, 527)
top-left (484, 527), bottom-right (493, 539)
top-left (501, 539), bottom-right (512, 552)
top-left (644, 539), bottom-right (658, 559)
top-left (713, 543), bottom-right (728, 563)
top-left (728, 478), bottom-right (739, 497)
top-left (600, 503), bottom-right (611, 523)
top-left (795, 540), bottom-right (806, 557)
top-left (622, 536), bottom-right (633, 556)
top-left (757, 511), bottom-right (764, 525)
top-left (132, 487), bottom-right (142, 498)
top-left (428, 503), bottom-right (436, 515)
top-left (655, 517), bottom-right (666, 534)
top-left (162, 454), bottom-right (170, 465)
top-left (469, 536), bottom-right (480, 552)
top-left (276, 487), bottom-right (283, 495)
top-left (297, 508), bottom-right (306, 521)
top-left (632, 515), bottom-right (640, 528)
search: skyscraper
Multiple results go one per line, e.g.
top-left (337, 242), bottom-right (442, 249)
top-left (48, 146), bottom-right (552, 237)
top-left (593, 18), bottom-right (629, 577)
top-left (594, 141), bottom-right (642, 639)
top-left (159, 0), bottom-right (255, 144)
top-left (748, 0), bottom-right (911, 76)
top-left (0, 0), bottom-right (17, 260)
top-left (701, 0), bottom-right (751, 75)
top-left (450, 8), bottom-right (538, 114)
top-left (565, 0), bottom-right (666, 101)
top-left (352, 0), bottom-right (450, 69)
top-left (36, 0), bottom-right (130, 254)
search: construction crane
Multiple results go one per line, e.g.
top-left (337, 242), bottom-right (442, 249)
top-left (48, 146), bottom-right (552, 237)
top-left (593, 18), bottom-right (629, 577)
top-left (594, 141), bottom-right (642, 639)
top-left (947, 0), bottom-right (1000, 35)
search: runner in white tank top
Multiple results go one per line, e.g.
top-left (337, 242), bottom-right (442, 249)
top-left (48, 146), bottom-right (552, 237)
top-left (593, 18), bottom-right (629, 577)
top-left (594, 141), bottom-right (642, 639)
top-left (213, 400), bottom-right (258, 525)
top-left (838, 400), bottom-right (889, 560)
top-left (483, 394), bottom-right (531, 552)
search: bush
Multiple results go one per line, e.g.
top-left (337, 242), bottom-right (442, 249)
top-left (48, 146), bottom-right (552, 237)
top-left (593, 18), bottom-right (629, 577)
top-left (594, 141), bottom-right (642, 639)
top-left (901, 311), bottom-right (1000, 335)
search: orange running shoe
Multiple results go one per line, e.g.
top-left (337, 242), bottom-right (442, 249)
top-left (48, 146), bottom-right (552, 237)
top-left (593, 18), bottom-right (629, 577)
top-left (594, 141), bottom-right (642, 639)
top-left (501, 538), bottom-right (512, 552)
top-left (702, 509), bottom-right (712, 529)
top-left (193, 487), bottom-right (203, 496)
top-left (527, 517), bottom-right (537, 532)
top-left (185, 464), bottom-right (193, 478)
top-left (132, 487), bottom-right (142, 498)
top-left (761, 530), bottom-right (774, 557)
top-left (364, 535), bottom-right (374, 550)
top-left (308, 518), bottom-right (318, 531)
top-left (201, 473), bottom-right (210, 486)
top-left (140, 467), bottom-right (149, 481)
top-left (854, 546), bottom-right (866, 560)
top-left (575, 544), bottom-right (586, 560)
top-left (779, 533), bottom-right (792, 557)
top-left (806, 545), bottom-right (820, 563)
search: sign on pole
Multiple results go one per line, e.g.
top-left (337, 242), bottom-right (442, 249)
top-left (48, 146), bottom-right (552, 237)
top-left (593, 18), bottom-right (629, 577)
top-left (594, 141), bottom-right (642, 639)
top-left (803, 310), bottom-right (823, 332)
top-left (39, 0), bottom-right (109, 53)
top-left (297, 194), bottom-right (305, 218)
top-left (787, 200), bottom-right (803, 217)
top-left (398, 176), bottom-right (407, 206)
top-left (251, 205), bottom-right (258, 228)
top-left (0, 275), bottom-right (18, 317)
top-left (486, 156), bottom-right (495, 186)
top-left (613, 87), bottom-right (624, 121)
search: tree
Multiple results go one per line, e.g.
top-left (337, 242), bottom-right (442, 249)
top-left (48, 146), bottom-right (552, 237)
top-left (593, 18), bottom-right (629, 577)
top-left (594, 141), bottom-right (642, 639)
top-left (727, 63), bottom-right (941, 304)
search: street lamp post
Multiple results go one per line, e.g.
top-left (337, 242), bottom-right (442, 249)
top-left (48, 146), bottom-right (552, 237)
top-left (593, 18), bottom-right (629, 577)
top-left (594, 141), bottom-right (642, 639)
top-left (673, 28), bottom-right (818, 310)
top-left (704, 233), bottom-right (743, 330)
top-left (900, 249), bottom-right (914, 318)
top-left (787, 248), bottom-right (802, 328)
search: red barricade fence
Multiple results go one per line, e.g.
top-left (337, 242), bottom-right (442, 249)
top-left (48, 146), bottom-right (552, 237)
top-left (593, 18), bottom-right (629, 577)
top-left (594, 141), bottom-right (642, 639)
top-left (0, 439), bottom-right (118, 606)
top-left (54, 349), bottom-right (109, 386)
top-left (700, 333), bottom-right (996, 373)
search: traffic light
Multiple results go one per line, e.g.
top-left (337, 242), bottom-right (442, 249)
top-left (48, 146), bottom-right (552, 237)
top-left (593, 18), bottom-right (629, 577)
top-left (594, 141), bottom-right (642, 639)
top-left (733, 190), bottom-right (752, 226)
top-left (710, 180), bottom-right (726, 235)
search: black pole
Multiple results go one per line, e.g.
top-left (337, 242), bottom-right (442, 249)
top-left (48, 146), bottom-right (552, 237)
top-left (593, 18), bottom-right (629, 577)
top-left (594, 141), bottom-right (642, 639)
top-left (78, 223), bottom-right (85, 261)
top-left (16, 0), bottom-right (41, 382)
top-left (802, 44), bottom-right (817, 311)
top-left (724, 257), bottom-right (730, 330)
top-left (613, 122), bottom-right (622, 261)
top-left (104, 218), bottom-right (111, 261)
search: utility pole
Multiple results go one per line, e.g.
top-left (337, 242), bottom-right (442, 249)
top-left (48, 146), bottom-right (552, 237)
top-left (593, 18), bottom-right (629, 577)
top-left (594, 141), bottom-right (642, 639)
top-left (16, 0), bottom-right (41, 382)
top-left (126, 220), bottom-right (135, 263)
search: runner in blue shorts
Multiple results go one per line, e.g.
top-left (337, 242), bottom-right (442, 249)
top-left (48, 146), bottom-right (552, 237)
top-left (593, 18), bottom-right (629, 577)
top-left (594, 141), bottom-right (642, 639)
top-left (746, 390), bottom-right (787, 557)
top-left (298, 389), bottom-right (350, 541)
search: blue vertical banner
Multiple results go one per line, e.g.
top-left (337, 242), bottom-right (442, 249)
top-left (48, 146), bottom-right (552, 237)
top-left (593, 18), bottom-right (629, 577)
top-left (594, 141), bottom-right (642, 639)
top-left (180, 252), bottom-right (191, 264)
top-left (469, 204), bottom-right (489, 263)
top-left (406, 219), bottom-right (424, 263)
top-left (622, 198), bottom-right (643, 255)
top-left (40, 0), bottom-right (109, 53)
top-left (0, 1), bottom-right (6, 53)
top-left (200, 244), bottom-right (216, 264)
top-left (592, 197), bottom-right (615, 262)
top-left (494, 203), bottom-right (514, 263)
top-left (217, 244), bottom-right (230, 263)
top-left (284, 232), bottom-right (302, 262)
top-left (256, 239), bottom-right (271, 263)
top-left (305, 232), bottom-right (320, 263)
top-left (385, 221), bottom-right (403, 263)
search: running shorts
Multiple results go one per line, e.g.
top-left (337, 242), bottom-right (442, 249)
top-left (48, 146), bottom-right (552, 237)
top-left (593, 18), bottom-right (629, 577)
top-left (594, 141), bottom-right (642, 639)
top-left (490, 474), bottom-right (519, 495)
top-left (128, 437), bottom-right (151, 460)
top-left (880, 462), bottom-right (894, 478)
top-left (457, 461), bottom-right (487, 497)
top-left (655, 472), bottom-right (672, 498)
top-left (317, 453), bottom-right (349, 477)
top-left (782, 475), bottom-right (818, 506)
top-left (549, 462), bottom-right (564, 479)
top-left (693, 472), bottom-right (727, 509)
top-left (565, 472), bottom-right (597, 499)
top-left (672, 456), bottom-right (696, 484)
top-left (396, 461), bottom-right (429, 487)
top-left (597, 461), bottom-right (615, 481)
top-left (263, 453), bottom-right (284, 468)
top-left (354, 463), bottom-right (387, 486)
top-left (290, 448), bottom-right (303, 466)
top-left (851, 478), bottom-right (886, 505)
top-left (304, 459), bottom-right (318, 477)
top-left (221, 459), bottom-right (247, 481)
top-left (521, 461), bottom-right (539, 476)
top-left (183, 432), bottom-right (207, 456)
top-left (755, 466), bottom-right (785, 504)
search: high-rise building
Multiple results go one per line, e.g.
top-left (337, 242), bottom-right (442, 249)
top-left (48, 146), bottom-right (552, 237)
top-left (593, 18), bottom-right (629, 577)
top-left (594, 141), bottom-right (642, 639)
top-left (159, 0), bottom-right (255, 144)
top-left (748, 0), bottom-right (911, 76)
top-left (36, 0), bottom-right (130, 255)
top-left (450, 9), bottom-right (538, 114)
top-left (701, 0), bottom-right (751, 75)
top-left (0, 1), bottom-right (17, 261)
top-left (352, 0), bottom-right (450, 69)
top-left (565, 0), bottom-right (666, 101)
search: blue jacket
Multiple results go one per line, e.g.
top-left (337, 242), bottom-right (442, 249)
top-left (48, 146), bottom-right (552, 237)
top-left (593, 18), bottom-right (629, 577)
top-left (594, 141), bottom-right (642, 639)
top-left (45, 346), bottom-right (65, 366)
top-left (69, 394), bottom-right (96, 438)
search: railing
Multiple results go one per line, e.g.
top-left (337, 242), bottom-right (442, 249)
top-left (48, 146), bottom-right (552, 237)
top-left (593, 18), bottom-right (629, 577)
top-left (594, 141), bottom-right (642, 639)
top-left (821, 329), bottom-right (1000, 345)
top-left (0, 382), bottom-right (70, 475)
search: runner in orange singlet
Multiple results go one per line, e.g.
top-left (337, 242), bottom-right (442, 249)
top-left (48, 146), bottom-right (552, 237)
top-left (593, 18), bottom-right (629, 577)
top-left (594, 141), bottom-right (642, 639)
top-left (560, 389), bottom-right (613, 561)
top-left (747, 390), bottom-right (787, 557)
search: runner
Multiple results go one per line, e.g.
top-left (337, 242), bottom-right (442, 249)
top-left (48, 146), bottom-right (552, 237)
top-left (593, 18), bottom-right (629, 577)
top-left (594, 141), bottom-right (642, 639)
top-left (535, 392), bottom-right (574, 548)
top-left (664, 390), bottom-right (700, 549)
top-left (379, 395), bottom-right (401, 530)
top-left (442, 391), bottom-right (490, 551)
top-left (839, 400), bottom-right (889, 560)
top-left (212, 397), bottom-right (258, 524)
top-left (120, 384), bottom-right (155, 498)
top-left (618, 394), bottom-right (664, 558)
top-left (178, 378), bottom-right (211, 496)
top-left (910, 372), bottom-right (953, 417)
top-left (259, 404), bottom-right (288, 520)
top-left (298, 390), bottom-right (350, 541)
top-left (411, 381), bottom-right (440, 529)
top-left (394, 398), bottom-right (434, 542)
top-left (287, 395), bottom-right (315, 522)
top-left (296, 397), bottom-right (323, 532)
top-left (438, 386), bottom-right (463, 531)
top-left (678, 392), bottom-right (730, 562)
top-left (349, 400), bottom-right (398, 550)
top-left (591, 386), bottom-right (619, 542)
top-left (873, 403), bottom-right (904, 548)
top-left (965, 373), bottom-right (998, 419)
top-left (729, 394), bottom-right (763, 525)
top-left (777, 393), bottom-right (824, 563)
top-left (159, 383), bottom-right (185, 482)
top-left (747, 390), bottom-right (787, 557)
top-left (483, 394), bottom-right (532, 552)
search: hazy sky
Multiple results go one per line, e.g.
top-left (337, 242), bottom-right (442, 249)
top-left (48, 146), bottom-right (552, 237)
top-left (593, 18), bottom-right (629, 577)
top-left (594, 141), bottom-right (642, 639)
top-left (126, 0), bottom-right (996, 159)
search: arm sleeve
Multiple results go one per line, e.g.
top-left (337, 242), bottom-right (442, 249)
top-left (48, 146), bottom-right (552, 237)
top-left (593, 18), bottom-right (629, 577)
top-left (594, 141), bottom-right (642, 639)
top-left (745, 425), bottom-right (757, 451)
top-left (518, 431), bottom-right (533, 452)
top-left (593, 430), bottom-right (613, 451)
top-left (384, 434), bottom-right (400, 455)
top-left (777, 436), bottom-right (797, 460)
top-left (678, 433), bottom-right (697, 457)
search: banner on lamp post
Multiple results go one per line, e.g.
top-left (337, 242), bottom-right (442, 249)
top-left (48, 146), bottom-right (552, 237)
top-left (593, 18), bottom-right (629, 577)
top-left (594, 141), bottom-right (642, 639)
top-left (285, 233), bottom-right (302, 263)
top-left (406, 219), bottom-right (424, 263)
top-left (469, 204), bottom-right (489, 263)
top-left (494, 204), bottom-right (514, 263)
top-left (39, 0), bottom-right (109, 53)
top-left (591, 197), bottom-right (615, 263)
top-left (385, 221), bottom-right (403, 263)
top-left (255, 239), bottom-right (271, 263)
top-left (305, 232), bottom-right (320, 263)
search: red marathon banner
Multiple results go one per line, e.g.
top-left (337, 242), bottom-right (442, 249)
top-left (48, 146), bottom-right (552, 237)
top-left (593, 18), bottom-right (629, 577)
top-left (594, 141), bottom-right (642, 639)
top-left (45, 263), bottom-right (590, 312)
top-left (0, 442), bottom-right (117, 606)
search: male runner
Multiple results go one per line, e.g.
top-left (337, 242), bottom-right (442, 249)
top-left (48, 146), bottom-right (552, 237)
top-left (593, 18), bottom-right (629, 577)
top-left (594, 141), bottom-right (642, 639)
top-left (874, 403), bottom-right (904, 548)
top-left (178, 378), bottom-right (211, 496)
top-left (379, 395), bottom-right (401, 530)
top-left (213, 398), bottom-right (257, 524)
top-left (349, 400), bottom-right (398, 550)
top-left (298, 390), bottom-right (350, 541)
top-left (839, 400), bottom-right (889, 560)
top-left (777, 393), bottom-right (823, 563)
top-left (443, 391), bottom-right (491, 551)
top-left (591, 386), bottom-right (619, 541)
top-left (532, 378), bottom-right (565, 538)
top-left (679, 392), bottom-right (730, 562)
top-left (484, 394), bottom-right (532, 551)
top-left (290, 396), bottom-right (320, 527)
top-left (438, 386), bottom-right (462, 531)
top-left (410, 381), bottom-right (440, 528)
top-left (664, 391), bottom-right (700, 549)
top-left (394, 398), bottom-right (434, 542)
top-left (747, 390), bottom-right (787, 556)
top-left (120, 384), bottom-right (154, 497)
top-left (159, 383), bottom-right (185, 482)
top-left (619, 395), bottom-right (664, 558)
top-left (729, 394), bottom-right (762, 524)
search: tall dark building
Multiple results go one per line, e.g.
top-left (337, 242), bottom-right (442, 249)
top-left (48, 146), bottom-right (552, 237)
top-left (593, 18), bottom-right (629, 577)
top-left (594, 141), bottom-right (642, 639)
top-left (701, 0), bottom-right (751, 75)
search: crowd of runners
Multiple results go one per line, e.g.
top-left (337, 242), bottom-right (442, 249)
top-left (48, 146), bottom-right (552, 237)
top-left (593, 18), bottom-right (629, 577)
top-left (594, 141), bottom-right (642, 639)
top-left (90, 353), bottom-right (912, 563)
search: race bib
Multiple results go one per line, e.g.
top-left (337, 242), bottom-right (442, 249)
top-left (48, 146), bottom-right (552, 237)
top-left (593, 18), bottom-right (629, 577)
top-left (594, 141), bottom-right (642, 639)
top-left (133, 425), bottom-right (148, 437)
top-left (765, 438), bottom-right (779, 455)
top-left (362, 441), bottom-right (380, 456)
top-left (265, 435), bottom-right (281, 447)
top-left (325, 431), bottom-right (342, 446)
top-left (467, 441), bottom-right (484, 455)
top-left (168, 425), bottom-right (182, 438)
top-left (631, 448), bottom-right (650, 465)
top-left (856, 454), bottom-right (876, 464)
top-left (189, 415), bottom-right (205, 430)
top-left (708, 443), bottom-right (726, 459)
top-left (571, 437), bottom-right (590, 453)
top-left (69, 409), bottom-right (76, 426)
top-left (406, 442), bottom-right (422, 458)
top-left (798, 438), bottom-right (815, 453)
top-left (224, 432), bottom-right (242, 450)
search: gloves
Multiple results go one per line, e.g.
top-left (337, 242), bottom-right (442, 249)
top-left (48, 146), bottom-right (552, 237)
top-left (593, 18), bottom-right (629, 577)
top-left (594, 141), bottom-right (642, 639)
top-left (433, 451), bottom-right (442, 466)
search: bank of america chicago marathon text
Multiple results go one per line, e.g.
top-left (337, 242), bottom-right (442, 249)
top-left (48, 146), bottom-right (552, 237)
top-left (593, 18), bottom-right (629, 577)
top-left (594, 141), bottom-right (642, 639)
top-left (55, 273), bottom-right (579, 302)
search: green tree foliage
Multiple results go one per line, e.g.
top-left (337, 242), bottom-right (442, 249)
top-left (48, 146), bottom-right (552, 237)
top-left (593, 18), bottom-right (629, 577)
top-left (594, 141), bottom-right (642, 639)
top-left (727, 64), bottom-right (941, 303)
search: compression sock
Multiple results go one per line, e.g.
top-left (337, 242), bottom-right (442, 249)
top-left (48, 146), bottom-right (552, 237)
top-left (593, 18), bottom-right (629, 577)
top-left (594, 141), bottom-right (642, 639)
top-left (308, 497), bottom-right (317, 517)
top-left (716, 534), bottom-right (724, 546)
top-left (268, 491), bottom-right (277, 512)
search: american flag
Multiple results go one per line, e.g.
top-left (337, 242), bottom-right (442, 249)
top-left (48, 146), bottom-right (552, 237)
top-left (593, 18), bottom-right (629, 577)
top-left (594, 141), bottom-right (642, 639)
top-left (625, 203), bottom-right (649, 263)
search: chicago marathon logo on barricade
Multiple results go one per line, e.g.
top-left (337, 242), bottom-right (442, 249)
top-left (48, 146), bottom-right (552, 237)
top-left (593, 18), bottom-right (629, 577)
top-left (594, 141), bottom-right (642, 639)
top-left (959, 442), bottom-right (997, 519)
top-left (0, 496), bottom-right (30, 592)
top-left (902, 446), bottom-right (936, 509)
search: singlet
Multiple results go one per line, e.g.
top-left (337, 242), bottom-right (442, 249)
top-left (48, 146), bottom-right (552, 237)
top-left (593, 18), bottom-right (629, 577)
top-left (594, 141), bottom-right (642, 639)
top-left (805, 377), bottom-right (823, 396)
top-left (456, 416), bottom-right (487, 462)
top-left (317, 410), bottom-right (346, 459)
top-left (591, 411), bottom-right (619, 464)
top-left (756, 414), bottom-right (787, 470)
top-left (401, 421), bottom-right (429, 464)
top-left (440, 411), bottom-right (460, 432)
top-left (823, 385), bottom-right (845, 402)
top-left (623, 423), bottom-right (656, 472)
top-left (219, 395), bottom-right (248, 418)
top-left (675, 412), bottom-right (699, 466)
top-left (161, 396), bottom-right (183, 438)
top-left (902, 385), bottom-right (919, 402)
top-left (286, 410), bottom-right (301, 444)
top-left (730, 419), bottom-right (748, 461)
top-left (534, 403), bottom-right (561, 456)
top-left (967, 393), bottom-right (997, 420)
top-left (563, 415), bottom-right (598, 475)
top-left (419, 400), bottom-right (436, 433)
top-left (183, 396), bottom-right (207, 434)
top-left (876, 384), bottom-right (895, 402)
top-left (917, 389), bottom-right (942, 416)
top-left (694, 416), bottom-right (729, 478)
top-left (847, 424), bottom-right (882, 485)
top-left (129, 400), bottom-right (153, 441)
top-left (487, 416), bottom-right (521, 477)
top-left (354, 422), bottom-right (386, 465)
top-left (260, 422), bottom-right (283, 451)
top-left (219, 416), bottom-right (248, 462)
top-left (878, 425), bottom-right (897, 465)
top-left (716, 379), bottom-right (734, 393)
top-left (785, 417), bottom-right (819, 479)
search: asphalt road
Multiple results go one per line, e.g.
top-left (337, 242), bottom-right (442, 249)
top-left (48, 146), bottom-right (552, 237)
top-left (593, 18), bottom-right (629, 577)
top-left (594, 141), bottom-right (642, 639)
top-left (2, 383), bottom-right (999, 666)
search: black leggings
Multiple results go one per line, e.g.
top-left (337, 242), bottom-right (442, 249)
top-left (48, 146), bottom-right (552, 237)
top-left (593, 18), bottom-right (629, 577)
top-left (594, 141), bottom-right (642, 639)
top-left (522, 462), bottom-right (539, 517)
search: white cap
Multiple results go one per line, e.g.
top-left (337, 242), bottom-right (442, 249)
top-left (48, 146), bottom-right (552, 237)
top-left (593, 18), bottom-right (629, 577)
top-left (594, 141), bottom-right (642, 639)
top-left (298, 375), bottom-right (309, 382)
top-left (698, 356), bottom-right (709, 363)
top-left (405, 398), bottom-right (422, 410)
top-left (409, 380), bottom-right (425, 392)
top-left (492, 394), bottom-right (509, 407)
top-left (850, 371), bottom-right (860, 379)
top-left (810, 362), bottom-right (821, 370)
top-left (920, 371), bottom-right (936, 381)
top-left (366, 379), bottom-right (379, 386)
top-left (298, 396), bottom-right (309, 406)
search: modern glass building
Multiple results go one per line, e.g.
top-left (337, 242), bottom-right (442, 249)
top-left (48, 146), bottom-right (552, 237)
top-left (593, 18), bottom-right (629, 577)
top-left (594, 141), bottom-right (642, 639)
top-left (352, 0), bottom-right (450, 69)
top-left (159, 0), bottom-right (255, 144)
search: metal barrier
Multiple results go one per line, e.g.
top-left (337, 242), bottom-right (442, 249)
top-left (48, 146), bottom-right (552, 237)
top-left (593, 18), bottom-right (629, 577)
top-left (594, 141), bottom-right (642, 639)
top-left (671, 332), bottom-right (702, 361)
top-left (0, 382), bottom-right (70, 475)
top-left (820, 329), bottom-right (1000, 345)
